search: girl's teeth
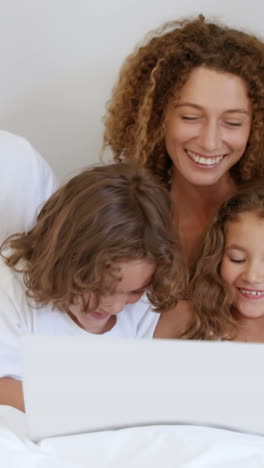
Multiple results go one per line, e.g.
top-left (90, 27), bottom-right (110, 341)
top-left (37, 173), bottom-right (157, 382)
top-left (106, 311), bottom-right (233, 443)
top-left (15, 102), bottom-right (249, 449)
top-left (187, 150), bottom-right (223, 165)
top-left (240, 289), bottom-right (264, 296)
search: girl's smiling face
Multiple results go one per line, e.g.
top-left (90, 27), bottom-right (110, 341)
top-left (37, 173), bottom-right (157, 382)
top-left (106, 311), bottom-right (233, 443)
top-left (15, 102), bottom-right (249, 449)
top-left (165, 67), bottom-right (252, 188)
top-left (68, 259), bottom-right (155, 334)
top-left (220, 211), bottom-right (264, 320)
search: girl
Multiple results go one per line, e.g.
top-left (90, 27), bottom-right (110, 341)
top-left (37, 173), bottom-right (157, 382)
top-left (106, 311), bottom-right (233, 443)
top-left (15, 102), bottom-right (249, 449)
top-left (104, 15), bottom-right (264, 257)
top-left (0, 163), bottom-right (184, 411)
top-left (156, 180), bottom-right (264, 342)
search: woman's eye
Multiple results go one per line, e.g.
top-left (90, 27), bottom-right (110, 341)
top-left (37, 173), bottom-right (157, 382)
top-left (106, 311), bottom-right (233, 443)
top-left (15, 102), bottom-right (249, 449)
top-left (180, 115), bottom-right (200, 121)
top-left (225, 121), bottom-right (242, 127)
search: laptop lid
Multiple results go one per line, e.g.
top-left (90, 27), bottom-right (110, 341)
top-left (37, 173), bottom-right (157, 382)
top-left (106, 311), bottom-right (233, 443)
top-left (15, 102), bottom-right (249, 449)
top-left (22, 336), bottom-right (264, 440)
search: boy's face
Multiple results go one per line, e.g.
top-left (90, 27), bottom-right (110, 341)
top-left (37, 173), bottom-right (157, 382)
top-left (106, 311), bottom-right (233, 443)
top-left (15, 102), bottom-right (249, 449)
top-left (68, 259), bottom-right (155, 334)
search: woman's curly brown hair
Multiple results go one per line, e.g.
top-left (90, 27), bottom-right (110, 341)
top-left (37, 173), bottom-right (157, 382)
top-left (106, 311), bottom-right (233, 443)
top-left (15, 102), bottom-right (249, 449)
top-left (104, 15), bottom-right (264, 188)
top-left (1, 163), bottom-right (185, 314)
top-left (182, 179), bottom-right (264, 340)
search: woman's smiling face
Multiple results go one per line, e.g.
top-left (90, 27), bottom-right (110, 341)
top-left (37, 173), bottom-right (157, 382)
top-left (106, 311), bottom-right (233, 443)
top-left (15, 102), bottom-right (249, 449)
top-left (165, 66), bottom-right (252, 187)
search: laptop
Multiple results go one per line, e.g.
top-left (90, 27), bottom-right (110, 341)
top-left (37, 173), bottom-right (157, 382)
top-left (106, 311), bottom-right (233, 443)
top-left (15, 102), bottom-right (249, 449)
top-left (22, 336), bottom-right (264, 441)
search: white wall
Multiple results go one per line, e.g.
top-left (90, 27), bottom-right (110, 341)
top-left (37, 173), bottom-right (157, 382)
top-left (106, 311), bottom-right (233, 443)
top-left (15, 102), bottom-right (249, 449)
top-left (1, 0), bottom-right (264, 181)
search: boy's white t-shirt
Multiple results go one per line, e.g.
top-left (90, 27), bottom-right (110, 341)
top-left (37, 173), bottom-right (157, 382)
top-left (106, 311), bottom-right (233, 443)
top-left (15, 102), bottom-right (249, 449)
top-left (0, 130), bottom-right (58, 242)
top-left (0, 258), bottom-right (159, 381)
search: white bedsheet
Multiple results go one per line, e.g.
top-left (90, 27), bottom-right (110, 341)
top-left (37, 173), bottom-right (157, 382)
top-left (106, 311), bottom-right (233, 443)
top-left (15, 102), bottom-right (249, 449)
top-left (1, 405), bottom-right (264, 468)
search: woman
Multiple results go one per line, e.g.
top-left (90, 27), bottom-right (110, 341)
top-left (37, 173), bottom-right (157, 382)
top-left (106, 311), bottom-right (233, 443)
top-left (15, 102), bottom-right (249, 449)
top-left (104, 15), bottom-right (264, 257)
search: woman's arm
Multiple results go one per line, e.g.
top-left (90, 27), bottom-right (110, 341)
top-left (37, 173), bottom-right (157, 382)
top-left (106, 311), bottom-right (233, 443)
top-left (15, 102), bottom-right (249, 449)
top-left (0, 377), bottom-right (25, 411)
top-left (154, 300), bottom-right (193, 339)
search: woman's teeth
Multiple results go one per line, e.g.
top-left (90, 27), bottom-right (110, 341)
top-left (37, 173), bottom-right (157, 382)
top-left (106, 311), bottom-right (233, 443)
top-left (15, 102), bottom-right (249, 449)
top-left (186, 150), bottom-right (224, 166)
top-left (240, 289), bottom-right (264, 297)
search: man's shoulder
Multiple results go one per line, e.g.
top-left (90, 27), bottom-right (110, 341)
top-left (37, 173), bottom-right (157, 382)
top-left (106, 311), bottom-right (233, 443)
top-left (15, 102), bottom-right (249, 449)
top-left (0, 256), bottom-right (26, 302)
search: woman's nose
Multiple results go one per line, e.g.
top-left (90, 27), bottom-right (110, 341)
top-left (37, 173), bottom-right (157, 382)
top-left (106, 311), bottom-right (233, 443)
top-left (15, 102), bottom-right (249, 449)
top-left (198, 120), bottom-right (221, 153)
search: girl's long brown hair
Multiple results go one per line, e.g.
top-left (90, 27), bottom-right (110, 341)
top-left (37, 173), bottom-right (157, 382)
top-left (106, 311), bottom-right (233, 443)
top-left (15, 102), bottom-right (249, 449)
top-left (104, 15), bottom-right (264, 188)
top-left (184, 180), bottom-right (264, 340)
top-left (1, 163), bottom-right (185, 313)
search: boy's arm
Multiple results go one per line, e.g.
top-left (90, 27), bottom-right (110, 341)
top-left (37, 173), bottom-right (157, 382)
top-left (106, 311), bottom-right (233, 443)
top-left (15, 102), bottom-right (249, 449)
top-left (0, 377), bottom-right (25, 412)
top-left (154, 300), bottom-right (193, 339)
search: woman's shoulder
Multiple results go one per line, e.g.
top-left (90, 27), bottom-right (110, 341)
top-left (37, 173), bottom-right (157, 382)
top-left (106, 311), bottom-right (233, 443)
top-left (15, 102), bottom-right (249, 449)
top-left (154, 300), bottom-right (193, 339)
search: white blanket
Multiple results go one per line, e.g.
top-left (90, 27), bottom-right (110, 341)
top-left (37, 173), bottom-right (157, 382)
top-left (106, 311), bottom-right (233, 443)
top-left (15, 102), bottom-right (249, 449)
top-left (1, 405), bottom-right (264, 468)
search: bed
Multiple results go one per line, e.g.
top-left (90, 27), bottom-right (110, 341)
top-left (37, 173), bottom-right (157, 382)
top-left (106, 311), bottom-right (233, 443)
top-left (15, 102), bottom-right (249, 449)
top-left (1, 405), bottom-right (264, 468)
